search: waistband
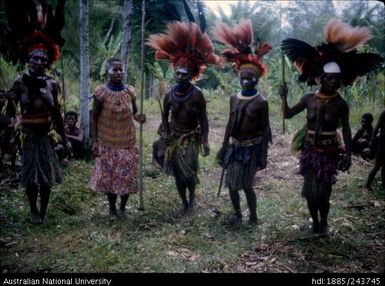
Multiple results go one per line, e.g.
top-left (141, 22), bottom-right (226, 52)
top-left (307, 129), bottom-right (337, 136)
top-left (21, 112), bottom-right (52, 124)
top-left (230, 136), bottom-right (262, 147)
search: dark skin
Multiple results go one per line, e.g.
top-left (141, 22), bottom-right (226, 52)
top-left (163, 66), bottom-right (210, 213)
top-left (221, 68), bottom-right (269, 225)
top-left (6, 50), bottom-right (68, 223)
top-left (164, 67), bottom-right (210, 152)
top-left (279, 73), bottom-right (352, 235)
top-left (65, 115), bottom-right (83, 143)
top-left (91, 60), bottom-right (146, 220)
top-left (365, 110), bottom-right (385, 191)
top-left (91, 61), bottom-right (145, 157)
top-left (64, 114), bottom-right (84, 159)
top-left (352, 115), bottom-right (373, 156)
top-left (8, 51), bottom-right (67, 142)
top-left (223, 68), bottom-right (269, 143)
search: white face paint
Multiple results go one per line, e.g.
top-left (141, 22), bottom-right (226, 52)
top-left (175, 66), bottom-right (191, 83)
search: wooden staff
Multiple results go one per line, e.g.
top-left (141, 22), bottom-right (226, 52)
top-left (138, 0), bottom-right (146, 211)
top-left (281, 51), bottom-right (286, 134)
top-left (217, 167), bottom-right (225, 198)
top-left (280, 2), bottom-right (286, 135)
top-left (60, 49), bottom-right (66, 115)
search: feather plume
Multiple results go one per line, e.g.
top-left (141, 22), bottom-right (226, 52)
top-left (282, 19), bottom-right (383, 86)
top-left (3, 0), bottom-right (66, 64)
top-left (212, 20), bottom-right (253, 52)
top-left (146, 21), bottom-right (223, 80)
top-left (212, 20), bottom-right (271, 76)
top-left (323, 18), bottom-right (373, 53)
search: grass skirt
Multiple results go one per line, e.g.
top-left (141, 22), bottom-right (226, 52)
top-left (300, 144), bottom-right (338, 203)
top-left (225, 142), bottom-right (266, 191)
top-left (164, 134), bottom-right (199, 184)
top-left (21, 130), bottom-right (62, 187)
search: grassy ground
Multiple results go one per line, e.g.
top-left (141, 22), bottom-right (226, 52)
top-left (1, 91), bottom-right (384, 273)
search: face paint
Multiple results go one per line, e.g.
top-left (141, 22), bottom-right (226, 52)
top-left (239, 69), bottom-right (258, 90)
top-left (175, 66), bottom-right (191, 83)
top-left (28, 50), bottom-right (49, 74)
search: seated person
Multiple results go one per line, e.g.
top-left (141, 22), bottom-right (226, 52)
top-left (64, 111), bottom-right (84, 159)
top-left (352, 113), bottom-right (373, 159)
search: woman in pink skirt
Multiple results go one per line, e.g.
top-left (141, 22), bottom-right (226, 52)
top-left (90, 57), bottom-right (146, 220)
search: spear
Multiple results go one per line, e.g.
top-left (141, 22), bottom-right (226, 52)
top-left (279, 1), bottom-right (286, 135)
top-left (281, 51), bottom-right (286, 134)
top-left (138, 0), bottom-right (146, 211)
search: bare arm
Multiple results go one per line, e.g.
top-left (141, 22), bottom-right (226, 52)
top-left (340, 101), bottom-right (352, 170)
top-left (132, 97), bottom-right (146, 124)
top-left (66, 130), bottom-right (84, 143)
top-left (261, 100), bottom-right (269, 136)
top-left (198, 92), bottom-right (209, 146)
top-left (279, 84), bottom-right (307, 119)
top-left (373, 110), bottom-right (385, 138)
top-left (163, 93), bottom-right (171, 136)
top-left (91, 97), bottom-right (102, 144)
top-left (128, 86), bottom-right (145, 123)
top-left (369, 110), bottom-right (385, 149)
top-left (352, 128), bottom-right (364, 143)
top-left (222, 97), bottom-right (234, 147)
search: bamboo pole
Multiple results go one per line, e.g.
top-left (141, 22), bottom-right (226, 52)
top-left (138, 0), bottom-right (146, 211)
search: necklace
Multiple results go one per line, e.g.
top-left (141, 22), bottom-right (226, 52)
top-left (171, 85), bottom-right (194, 103)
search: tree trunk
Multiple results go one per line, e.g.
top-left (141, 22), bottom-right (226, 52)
top-left (197, 0), bottom-right (206, 33)
top-left (80, 0), bottom-right (90, 147)
top-left (120, 0), bottom-right (133, 84)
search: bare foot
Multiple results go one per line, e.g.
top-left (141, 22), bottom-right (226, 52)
top-left (364, 185), bottom-right (373, 192)
top-left (319, 224), bottom-right (330, 237)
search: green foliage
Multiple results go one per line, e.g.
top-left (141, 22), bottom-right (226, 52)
top-left (0, 56), bottom-right (19, 88)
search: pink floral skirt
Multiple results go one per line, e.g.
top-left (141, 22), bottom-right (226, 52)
top-left (90, 144), bottom-right (139, 195)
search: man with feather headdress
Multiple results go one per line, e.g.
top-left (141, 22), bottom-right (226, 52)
top-left (212, 20), bottom-right (272, 225)
top-left (279, 19), bottom-right (384, 236)
top-left (147, 21), bottom-right (222, 215)
top-left (3, 0), bottom-right (68, 224)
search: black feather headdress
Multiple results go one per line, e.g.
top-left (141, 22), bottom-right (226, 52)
top-left (281, 19), bottom-right (384, 86)
top-left (2, 0), bottom-right (66, 65)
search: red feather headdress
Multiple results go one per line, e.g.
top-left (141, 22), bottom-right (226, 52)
top-left (3, 0), bottom-right (66, 65)
top-left (281, 18), bottom-right (384, 86)
top-left (212, 20), bottom-right (272, 76)
top-left (146, 21), bottom-right (223, 80)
